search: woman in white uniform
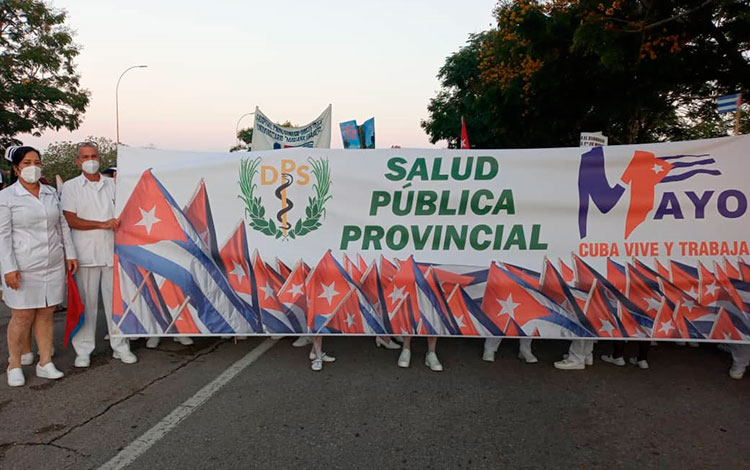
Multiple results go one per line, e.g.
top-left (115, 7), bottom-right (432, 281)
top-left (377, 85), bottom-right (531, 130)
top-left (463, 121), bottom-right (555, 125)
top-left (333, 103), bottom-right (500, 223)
top-left (0, 146), bottom-right (78, 387)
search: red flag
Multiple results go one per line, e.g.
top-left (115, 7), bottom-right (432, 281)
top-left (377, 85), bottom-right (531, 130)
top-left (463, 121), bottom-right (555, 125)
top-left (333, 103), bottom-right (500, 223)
top-left (63, 270), bottom-right (85, 347)
top-left (558, 258), bottom-right (575, 286)
top-left (460, 116), bottom-right (470, 149)
top-left (738, 258), bottom-right (750, 282)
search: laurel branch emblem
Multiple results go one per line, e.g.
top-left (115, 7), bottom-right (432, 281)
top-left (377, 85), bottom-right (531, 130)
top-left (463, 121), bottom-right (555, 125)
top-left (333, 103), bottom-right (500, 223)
top-left (239, 157), bottom-right (332, 239)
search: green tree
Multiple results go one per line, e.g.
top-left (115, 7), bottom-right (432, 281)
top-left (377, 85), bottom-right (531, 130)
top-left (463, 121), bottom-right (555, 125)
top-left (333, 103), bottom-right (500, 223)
top-left (41, 136), bottom-right (116, 186)
top-left (230, 127), bottom-right (253, 152)
top-left (230, 120), bottom-right (296, 152)
top-left (0, 0), bottom-right (90, 148)
top-left (422, 0), bottom-right (750, 148)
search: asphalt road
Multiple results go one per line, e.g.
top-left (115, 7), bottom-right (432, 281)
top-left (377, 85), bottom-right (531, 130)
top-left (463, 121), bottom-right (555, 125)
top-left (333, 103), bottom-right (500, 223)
top-left (0, 300), bottom-right (748, 470)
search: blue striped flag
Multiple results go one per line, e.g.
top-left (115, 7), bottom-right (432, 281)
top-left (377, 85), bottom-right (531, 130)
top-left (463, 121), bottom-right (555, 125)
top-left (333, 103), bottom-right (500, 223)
top-left (716, 93), bottom-right (742, 114)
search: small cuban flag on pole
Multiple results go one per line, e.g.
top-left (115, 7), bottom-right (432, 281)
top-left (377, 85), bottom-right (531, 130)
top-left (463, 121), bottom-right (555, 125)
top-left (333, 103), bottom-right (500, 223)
top-left (716, 93), bottom-right (743, 136)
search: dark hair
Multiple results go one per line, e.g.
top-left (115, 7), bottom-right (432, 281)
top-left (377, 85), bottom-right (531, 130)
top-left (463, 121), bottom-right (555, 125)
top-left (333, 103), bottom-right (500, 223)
top-left (8, 146), bottom-right (41, 166)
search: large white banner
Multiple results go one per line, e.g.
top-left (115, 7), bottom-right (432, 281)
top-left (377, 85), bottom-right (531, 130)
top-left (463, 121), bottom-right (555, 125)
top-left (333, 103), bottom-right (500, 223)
top-left (113, 136), bottom-right (750, 341)
top-left (251, 105), bottom-right (331, 151)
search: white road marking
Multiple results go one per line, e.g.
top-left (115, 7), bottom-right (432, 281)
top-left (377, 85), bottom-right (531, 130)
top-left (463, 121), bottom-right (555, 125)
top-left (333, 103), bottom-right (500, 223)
top-left (97, 338), bottom-right (278, 470)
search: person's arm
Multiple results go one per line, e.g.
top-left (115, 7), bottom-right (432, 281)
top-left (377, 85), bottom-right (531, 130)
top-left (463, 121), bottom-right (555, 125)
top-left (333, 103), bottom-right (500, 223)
top-left (0, 195), bottom-right (21, 289)
top-left (62, 210), bottom-right (119, 231)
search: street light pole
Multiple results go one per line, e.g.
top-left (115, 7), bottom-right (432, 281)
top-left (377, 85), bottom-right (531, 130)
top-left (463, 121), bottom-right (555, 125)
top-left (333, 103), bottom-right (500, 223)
top-left (116, 65), bottom-right (148, 144)
top-left (235, 112), bottom-right (255, 148)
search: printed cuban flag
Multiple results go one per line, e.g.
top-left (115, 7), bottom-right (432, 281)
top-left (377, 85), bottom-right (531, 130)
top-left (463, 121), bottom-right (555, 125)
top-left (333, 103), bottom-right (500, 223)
top-left (445, 284), bottom-right (504, 337)
top-left (539, 257), bottom-right (591, 328)
top-left (275, 258), bottom-right (292, 280)
top-left (606, 258), bottom-right (627, 293)
top-left (156, 275), bottom-right (206, 334)
top-left (387, 257), bottom-right (457, 336)
top-left (115, 169), bottom-right (261, 335)
top-left (558, 258), bottom-right (575, 286)
top-left (709, 307), bottom-right (750, 341)
top-left (251, 251), bottom-right (302, 334)
top-left (482, 262), bottom-right (592, 338)
top-left (357, 262), bottom-right (393, 334)
top-left (654, 258), bottom-right (670, 279)
top-left (739, 258), bottom-right (750, 283)
top-left (716, 93), bottom-right (742, 114)
top-left (657, 277), bottom-right (711, 338)
top-left (583, 280), bottom-right (623, 338)
top-left (277, 260), bottom-right (310, 334)
top-left (219, 221), bottom-right (256, 308)
top-left (183, 179), bottom-right (221, 266)
top-left (625, 263), bottom-right (663, 321)
top-left (306, 251), bottom-right (384, 334)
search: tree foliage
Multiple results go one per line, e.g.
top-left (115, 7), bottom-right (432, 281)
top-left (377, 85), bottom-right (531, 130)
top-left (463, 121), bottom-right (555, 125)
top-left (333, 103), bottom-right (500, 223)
top-left (41, 136), bottom-right (116, 186)
top-left (0, 0), bottom-right (90, 148)
top-left (422, 0), bottom-right (750, 148)
top-left (230, 127), bottom-right (253, 152)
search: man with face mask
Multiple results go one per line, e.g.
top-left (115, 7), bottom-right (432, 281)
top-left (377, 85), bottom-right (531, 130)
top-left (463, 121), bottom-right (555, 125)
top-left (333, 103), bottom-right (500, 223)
top-left (61, 142), bottom-right (137, 367)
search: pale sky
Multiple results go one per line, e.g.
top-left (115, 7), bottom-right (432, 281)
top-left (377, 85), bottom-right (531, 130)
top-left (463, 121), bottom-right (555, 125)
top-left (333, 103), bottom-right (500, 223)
top-left (20, 0), bottom-right (497, 152)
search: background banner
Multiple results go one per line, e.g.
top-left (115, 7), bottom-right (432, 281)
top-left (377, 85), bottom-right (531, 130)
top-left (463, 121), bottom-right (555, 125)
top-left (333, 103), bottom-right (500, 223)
top-left (251, 105), bottom-right (332, 151)
top-left (113, 136), bottom-right (750, 342)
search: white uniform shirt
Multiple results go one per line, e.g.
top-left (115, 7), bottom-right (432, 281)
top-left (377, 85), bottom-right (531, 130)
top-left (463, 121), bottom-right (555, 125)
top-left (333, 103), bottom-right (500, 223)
top-left (0, 181), bottom-right (77, 308)
top-left (61, 173), bottom-right (116, 267)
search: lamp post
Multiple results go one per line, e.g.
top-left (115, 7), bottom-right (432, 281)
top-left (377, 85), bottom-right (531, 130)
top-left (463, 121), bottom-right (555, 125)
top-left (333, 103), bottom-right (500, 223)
top-left (235, 112), bottom-right (255, 148)
top-left (116, 65), bottom-right (148, 144)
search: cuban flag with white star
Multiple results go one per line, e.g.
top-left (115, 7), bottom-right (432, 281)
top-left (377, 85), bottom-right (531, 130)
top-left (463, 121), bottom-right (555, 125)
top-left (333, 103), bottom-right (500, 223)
top-left (115, 169), bottom-right (262, 335)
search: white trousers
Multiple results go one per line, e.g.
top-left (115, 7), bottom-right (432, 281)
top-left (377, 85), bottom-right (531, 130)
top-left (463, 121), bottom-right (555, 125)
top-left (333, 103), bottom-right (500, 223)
top-left (72, 266), bottom-right (131, 356)
top-left (484, 337), bottom-right (533, 355)
top-left (566, 340), bottom-right (594, 364)
top-left (731, 344), bottom-right (750, 369)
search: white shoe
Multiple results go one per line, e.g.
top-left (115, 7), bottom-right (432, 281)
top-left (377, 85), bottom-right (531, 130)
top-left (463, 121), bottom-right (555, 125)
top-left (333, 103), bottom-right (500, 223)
top-left (7, 367), bottom-right (24, 387)
top-left (8, 352), bottom-right (35, 366)
top-left (425, 352), bottom-right (443, 372)
top-left (146, 337), bottom-right (160, 349)
top-left (629, 358), bottom-right (649, 369)
top-left (292, 336), bottom-right (313, 347)
top-left (104, 334), bottom-right (110, 341)
top-left (36, 362), bottom-right (64, 380)
top-left (311, 358), bottom-right (323, 371)
top-left (397, 349), bottom-right (411, 368)
top-left (271, 336), bottom-right (284, 340)
top-left (74, 355), bottom-right (90, 368)
top-left (600, 354), bottom-right (626, 366)
top-left (113, 351), bottom-right (138, 364)
top-left (518, 350), bottom-right (538, 364)
top-left (650, 341), bottom-right (658, 346)
top-left (554, 359), bottom-right (585, 370)
top-left (174, 337), bottom-right (194, 346)
top-left (688, 342), bottom-right (699, 348)
top-left (308, 351), bottom-right (336, 362)
top-left (375, 336), bottom-right (401, 349)
top-left (482, 349), bottom-right (495, 362)
top-left (563, 353), bottom-right (593, 366)
top-left (729, 365), bottom-right (746, 380)
top-left (676, 341), bottom-right (687, 346)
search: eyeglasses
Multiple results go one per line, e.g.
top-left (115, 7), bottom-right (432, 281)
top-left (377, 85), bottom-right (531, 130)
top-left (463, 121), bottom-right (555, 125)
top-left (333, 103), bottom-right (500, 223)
top-left (76, 141), bottom-right (99, 151)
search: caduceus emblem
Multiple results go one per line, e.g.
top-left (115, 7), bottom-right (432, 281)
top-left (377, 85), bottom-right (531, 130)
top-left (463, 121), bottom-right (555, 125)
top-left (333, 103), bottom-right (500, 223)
top-left (239, 157), bottom-right (332, 240)
top-left (274, 173), bottom-right (294, 238)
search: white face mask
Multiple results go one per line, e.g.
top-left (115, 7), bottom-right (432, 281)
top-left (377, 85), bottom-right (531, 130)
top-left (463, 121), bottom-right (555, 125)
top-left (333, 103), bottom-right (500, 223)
top-left (20, 166), bottom-right (42, 184)
top-left (82, 160), bottom-right (100, 175)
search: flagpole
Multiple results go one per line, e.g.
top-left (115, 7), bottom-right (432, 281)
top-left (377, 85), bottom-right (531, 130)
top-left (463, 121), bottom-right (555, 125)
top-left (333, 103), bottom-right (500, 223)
top-left (115, 274), bottom-right (150, 330)
top-left (163, 296), bottom-right (192, 335)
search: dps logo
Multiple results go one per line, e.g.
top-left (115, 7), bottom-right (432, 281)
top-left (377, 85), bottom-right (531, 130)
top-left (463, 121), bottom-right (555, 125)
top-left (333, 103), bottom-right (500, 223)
top-left (239, 157), bottom-right (331, 239)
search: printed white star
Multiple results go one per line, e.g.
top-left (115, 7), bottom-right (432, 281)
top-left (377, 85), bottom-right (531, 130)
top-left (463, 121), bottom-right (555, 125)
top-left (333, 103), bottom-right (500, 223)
top-left (723, 332), bottom-right (733, 341)
top-left (497, 294), bottom-right (520, 318)
top-left (260, 282), bottom-right (275, 300)
top-left (658, 320), bottom-right (674, 335)
top-left (135, 206), bottom-right (161, 235)
top-left (388, 285), bottom-right (407, 304)
top-left (704, 282), bottom-right (719, 297)
top-left (345, 313), bottom-right (356, 328)
top-left (167, 303), bottom-right (183, 320)
top-left (687, 287), bottom-right (699, 299)
top-left (461, 138), bottom-right (467, 148)
top-left (318, 282), bottom-right (339, 306)
top-left (683, 298), bottom-right (696, 312)
top-left (599, 319), bottom-right (616, 336)
top-left (229, 262), bottom-right (246, 284)
top-left (643, 296), bottom-right (662, 312)
top-left (455, 315), bottom-right (465, 328)
top-left (652, 163), bottom-right (663, 174)
top-left (288, 283), bottom-right (303, 298)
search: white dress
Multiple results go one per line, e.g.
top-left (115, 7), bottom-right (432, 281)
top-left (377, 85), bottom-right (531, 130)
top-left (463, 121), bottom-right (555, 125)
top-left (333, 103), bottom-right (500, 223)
top-left (0, 181), bottom-right (77, 309)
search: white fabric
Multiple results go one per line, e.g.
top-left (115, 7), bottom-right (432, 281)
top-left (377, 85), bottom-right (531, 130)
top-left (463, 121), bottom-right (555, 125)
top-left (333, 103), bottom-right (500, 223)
top-left (731, 344), bottom-right (750, 369)
top-left (72, 266), bottom-right (130, 355)
top-left (0, 182), bottom-right (76, 309)
top-left (61, 174), bottom-right (116, 267)
top-left (566, 340), bottom-right (594, 365)
top-left (251, 105), bottom-right (332, 151)
top-left (484, 337), bottom-right (533, 355)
